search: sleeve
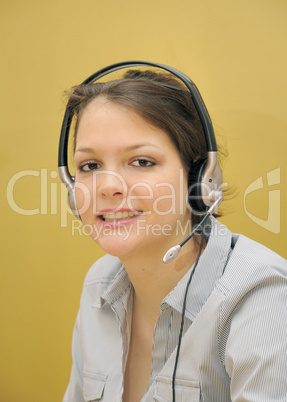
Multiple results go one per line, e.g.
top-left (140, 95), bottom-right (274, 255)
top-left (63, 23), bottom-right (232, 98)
top-left (63, 311), bottom-right (85, 402)
top-left (224, 274), bottom-right (287, 401)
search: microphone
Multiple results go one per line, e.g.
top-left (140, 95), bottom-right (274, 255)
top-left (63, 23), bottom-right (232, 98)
top-left (163, 194), bottom-right (223, 264)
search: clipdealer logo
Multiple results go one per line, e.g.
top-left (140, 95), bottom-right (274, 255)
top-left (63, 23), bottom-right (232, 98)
top-left (243, 168), bottom-right (281, 234)
top-left (6, 167), bottom-right (282, 234)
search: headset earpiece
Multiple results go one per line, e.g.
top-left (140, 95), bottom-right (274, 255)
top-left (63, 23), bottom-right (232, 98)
top-left (67, 181), bottom-right (80, 219)
top-left (188, 154), bottom-right (223, 214)
top-left (58, 166), bottom-right (80, 219)
top-left (188, 159), bottom-right (208, 214)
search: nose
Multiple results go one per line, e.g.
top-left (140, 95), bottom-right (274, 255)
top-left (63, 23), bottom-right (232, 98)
top-left (95, 170), bottom-right (127, 200)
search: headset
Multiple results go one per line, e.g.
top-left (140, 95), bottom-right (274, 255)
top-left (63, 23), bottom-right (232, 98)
top-left (58, 60), bottom-right (223, 222)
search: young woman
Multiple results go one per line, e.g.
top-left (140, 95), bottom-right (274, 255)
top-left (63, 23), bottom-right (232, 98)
top-left (60, 63), bottom-right (287, 401)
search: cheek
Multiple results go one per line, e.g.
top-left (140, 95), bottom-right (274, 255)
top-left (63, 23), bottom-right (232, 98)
top-left (152, 186), bottom-right (173, 215)
top-left (152, 179), bottom-right (188, 216)
top-left (127, 182), bottom-right (154, 209)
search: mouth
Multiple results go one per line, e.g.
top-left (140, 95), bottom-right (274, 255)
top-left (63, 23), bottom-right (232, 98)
top-left (99, 210), bottom-right (143, 222)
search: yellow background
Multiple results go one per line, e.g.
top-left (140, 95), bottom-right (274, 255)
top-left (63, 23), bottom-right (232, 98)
top-left (1, 1), bottom-right (286, 400)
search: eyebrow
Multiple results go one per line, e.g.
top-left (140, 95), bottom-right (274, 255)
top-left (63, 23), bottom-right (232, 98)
top-left (75, 142), bottom-right (160, 154)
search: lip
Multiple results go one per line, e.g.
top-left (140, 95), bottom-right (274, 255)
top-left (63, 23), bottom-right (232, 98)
top-left (97, 208), bottom-right (144, 227)
top-left (97, 208), bottom-right (139, 214)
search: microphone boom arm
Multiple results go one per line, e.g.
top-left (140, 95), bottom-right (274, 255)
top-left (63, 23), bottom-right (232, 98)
top-left (163, 195), bottom-right (223, 264)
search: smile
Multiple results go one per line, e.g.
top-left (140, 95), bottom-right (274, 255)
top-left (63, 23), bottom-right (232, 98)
top-left (100, 211), bottom-right (143, 222)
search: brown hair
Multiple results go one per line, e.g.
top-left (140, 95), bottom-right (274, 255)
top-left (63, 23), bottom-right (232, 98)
top-left (66, 69), bottom-right (217, 225)
top-left (67, 69), bottom-right (207, 169)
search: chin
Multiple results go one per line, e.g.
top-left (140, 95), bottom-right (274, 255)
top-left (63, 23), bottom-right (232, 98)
top-left (94, 232), bottom-right (165, 262)
top-left (92, 235), bottom-right (137, 259)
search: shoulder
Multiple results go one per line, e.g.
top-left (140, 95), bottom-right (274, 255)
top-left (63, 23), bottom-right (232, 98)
top-left (218, 236), bottom-right (287, 398)
top-left (217, 233), bottom-right (287, 298)
top-left (229, 233), bottom-right (286, 275)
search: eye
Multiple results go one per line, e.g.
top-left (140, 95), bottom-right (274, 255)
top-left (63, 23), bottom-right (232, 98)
top-left (131, 159), bottom-right (155, 168)
top-left (79, 161), bottom-right (101, 172)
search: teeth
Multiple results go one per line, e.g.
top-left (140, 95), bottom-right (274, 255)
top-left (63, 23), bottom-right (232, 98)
top-left (102, 211), bottom-right (142, 221)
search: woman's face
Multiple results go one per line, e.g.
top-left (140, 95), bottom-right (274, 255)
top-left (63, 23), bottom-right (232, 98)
top-left (74, 98), bottom-right (192, 261)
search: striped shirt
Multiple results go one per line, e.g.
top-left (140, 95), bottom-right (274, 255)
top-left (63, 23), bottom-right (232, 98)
top-left (63, 218), bottom-right (287, 401)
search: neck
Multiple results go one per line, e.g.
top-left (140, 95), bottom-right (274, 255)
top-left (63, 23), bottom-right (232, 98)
top-left (120, 237), bottom-right (203, 325)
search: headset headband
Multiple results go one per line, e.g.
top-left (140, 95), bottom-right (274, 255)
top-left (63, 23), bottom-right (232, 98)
top-left (58, 61), bottom-right (222, 216)
top-left (58, 61), bottom-right (217, 169)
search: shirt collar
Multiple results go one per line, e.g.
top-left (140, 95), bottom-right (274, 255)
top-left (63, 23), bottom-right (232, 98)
top-left (96, 264), bottom-right (132, 308)
top-left (95, 218), bottom-right (232, 318)
top-left (162, 217), bottom-right (232, 322)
